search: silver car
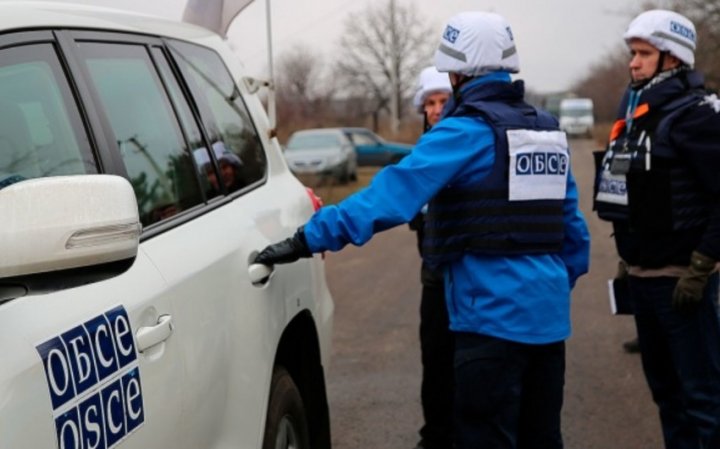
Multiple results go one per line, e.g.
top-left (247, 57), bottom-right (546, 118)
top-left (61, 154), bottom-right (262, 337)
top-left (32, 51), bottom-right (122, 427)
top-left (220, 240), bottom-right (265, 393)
top-left (284, 128), bottom-right (358, 183)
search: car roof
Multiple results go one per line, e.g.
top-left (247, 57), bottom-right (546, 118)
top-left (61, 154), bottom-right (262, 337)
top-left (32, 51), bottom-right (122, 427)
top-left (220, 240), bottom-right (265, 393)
top-left (290, 128), bottom-right (346, 136)
top-left (0, 1), bottom-right (216, 42)
top-left (560, 98), bottom-right (593, 106)
top-left (290, 127), bottom-right (376, 136)
top-left (338, 127), bottom-right (373, 133)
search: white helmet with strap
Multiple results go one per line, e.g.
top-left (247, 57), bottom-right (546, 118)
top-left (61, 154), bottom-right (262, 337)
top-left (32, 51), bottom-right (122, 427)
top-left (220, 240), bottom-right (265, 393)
top-left (433, 11), bottom-right (519, 77)
top-left (413, 66), bottom-right (452, 113)
top-left (623, 9), bottom-right (696, 67)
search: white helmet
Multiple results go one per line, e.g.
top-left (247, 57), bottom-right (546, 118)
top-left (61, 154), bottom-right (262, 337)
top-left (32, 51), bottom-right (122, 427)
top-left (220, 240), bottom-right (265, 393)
top-left (413, 66), bottom-right (452, 113)
top-left (434, 11), bottom-right (519, 77)
top-left (623, 9), bottom-right (696, 67)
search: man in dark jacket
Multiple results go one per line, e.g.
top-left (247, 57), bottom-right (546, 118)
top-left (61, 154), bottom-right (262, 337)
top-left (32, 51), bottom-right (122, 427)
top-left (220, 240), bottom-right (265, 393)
top-left (594, 9), bottom-right (720, 448)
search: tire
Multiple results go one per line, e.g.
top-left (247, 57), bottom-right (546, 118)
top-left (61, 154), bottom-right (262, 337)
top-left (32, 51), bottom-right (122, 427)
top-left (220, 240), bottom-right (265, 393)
top-left (262, 366), bottom-right (310, 449)
top-left (349, 170), bottom-right (358, 182)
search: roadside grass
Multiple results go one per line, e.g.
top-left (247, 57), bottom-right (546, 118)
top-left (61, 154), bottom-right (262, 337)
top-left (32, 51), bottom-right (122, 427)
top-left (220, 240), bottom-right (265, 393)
top-left (294, 167), bottom-right (380, 205)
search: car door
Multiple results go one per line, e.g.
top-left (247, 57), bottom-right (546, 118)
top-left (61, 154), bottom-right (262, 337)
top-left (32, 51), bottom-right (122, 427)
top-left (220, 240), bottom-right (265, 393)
top-left (150, 39), bottom-right (317, 449)
top-left (65, 33), bottom-right (314, 448)
top-left (347, 129), bottom-right (387, 165)
top-left (0, 34), bottom-right (184, 449)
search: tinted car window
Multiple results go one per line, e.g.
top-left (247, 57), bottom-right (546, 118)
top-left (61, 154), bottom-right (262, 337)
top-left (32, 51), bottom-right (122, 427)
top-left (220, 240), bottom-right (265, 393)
top-left (78, 42), bottom-right (203, 226)
top-left (286, 133), bottom-right (341, 150)
top-left (0, 43), bottom-right (95, 188)
top-left (150, 47), bottom-right (220, 201)
top-left (347, 131), bottom-right (377, 146)
top-left (169, 40), bottom-right (266, 194)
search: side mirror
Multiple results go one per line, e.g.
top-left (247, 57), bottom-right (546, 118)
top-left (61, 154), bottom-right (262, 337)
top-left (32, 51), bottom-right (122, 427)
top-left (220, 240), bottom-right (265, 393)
top-left (0, 175), bottom-right (141, 301)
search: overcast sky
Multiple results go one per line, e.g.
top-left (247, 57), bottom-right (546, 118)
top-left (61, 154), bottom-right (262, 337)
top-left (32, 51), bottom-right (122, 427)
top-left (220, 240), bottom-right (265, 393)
top-left (229, 0), bottom-right (640, 93)
top-left (34, 0), bottom-right (643, 93)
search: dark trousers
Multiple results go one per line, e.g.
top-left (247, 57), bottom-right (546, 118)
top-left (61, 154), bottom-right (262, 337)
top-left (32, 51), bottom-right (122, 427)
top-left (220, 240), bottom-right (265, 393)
top-left (453, 333), bottom-right (565, 449)
top-left (419, 279), bottom-right (455, 449)
top-left (630, 274), bottom-right (720, 449)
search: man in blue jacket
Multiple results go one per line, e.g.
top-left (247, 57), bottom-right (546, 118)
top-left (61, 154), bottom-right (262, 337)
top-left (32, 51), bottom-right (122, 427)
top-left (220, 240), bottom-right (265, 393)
top-left (594, 10), bottom-right (720, 448)
top-left (257, 11), bottom-right (590, 449)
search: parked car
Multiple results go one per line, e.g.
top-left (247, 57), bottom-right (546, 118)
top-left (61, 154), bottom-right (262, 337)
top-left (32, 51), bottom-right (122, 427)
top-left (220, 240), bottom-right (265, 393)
top-left (0, 4), bottom-right (334, 449)
top-left (284, 128), bottom-right (358, 183)
top-left (341, 127), bottom-right (413, 166)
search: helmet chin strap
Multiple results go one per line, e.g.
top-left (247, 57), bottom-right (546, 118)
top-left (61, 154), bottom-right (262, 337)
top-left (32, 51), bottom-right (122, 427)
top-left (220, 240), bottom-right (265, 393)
top-left (655, 51), bottom-right (667, 78)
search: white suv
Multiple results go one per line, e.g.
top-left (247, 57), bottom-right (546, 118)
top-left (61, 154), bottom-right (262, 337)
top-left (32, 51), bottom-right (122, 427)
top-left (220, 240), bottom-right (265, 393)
top-left (0, 3), bottom-right (334, 449)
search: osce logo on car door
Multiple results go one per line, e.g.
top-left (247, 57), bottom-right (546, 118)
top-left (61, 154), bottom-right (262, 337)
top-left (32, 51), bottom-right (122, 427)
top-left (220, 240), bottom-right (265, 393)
top-left (35, 306), bottom-right (144, 449)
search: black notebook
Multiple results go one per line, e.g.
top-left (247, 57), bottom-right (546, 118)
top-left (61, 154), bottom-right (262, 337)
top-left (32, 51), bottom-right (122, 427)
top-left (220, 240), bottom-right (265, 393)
top-left (608, 278), bottom-right (634, 315)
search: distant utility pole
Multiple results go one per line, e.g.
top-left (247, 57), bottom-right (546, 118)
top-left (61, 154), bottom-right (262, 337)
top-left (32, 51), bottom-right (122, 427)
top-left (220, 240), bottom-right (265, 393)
top-left (389, 0), bottom-right (399, 135)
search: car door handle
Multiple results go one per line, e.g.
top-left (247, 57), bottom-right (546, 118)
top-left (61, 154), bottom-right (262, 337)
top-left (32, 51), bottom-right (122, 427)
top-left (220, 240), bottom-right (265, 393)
top-left (136, 314), bottom-right (173, 353)
top-left (248, 263), bottom-right (273, 285)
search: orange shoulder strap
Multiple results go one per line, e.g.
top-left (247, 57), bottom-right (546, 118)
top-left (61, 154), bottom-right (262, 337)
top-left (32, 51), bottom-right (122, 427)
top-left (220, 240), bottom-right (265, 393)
top-left (608, 103), bottom-right (650, 141)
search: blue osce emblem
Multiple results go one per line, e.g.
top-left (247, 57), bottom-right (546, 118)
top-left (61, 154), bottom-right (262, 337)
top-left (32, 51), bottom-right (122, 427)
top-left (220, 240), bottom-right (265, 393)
top-left (599, 176), bottom-right (627, 196)
top-left (506, 26), bottom-right (514, 41)
top-left (443, 25), bottom-right (460, 43)
top-left (516, 152), bottom-right (568, 175)
top-left (670, 20), bottom-right (696, 42)
top-left (37, 306), bottom-right (144, 449)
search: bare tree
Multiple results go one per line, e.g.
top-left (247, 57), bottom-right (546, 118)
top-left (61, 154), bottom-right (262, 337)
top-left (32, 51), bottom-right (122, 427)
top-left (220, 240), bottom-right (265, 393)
top-left (334, 0), bottom-right (436, 133)
top-left (571, 48), bottom-right (630, 123)
top-left (274, 45), bottom-right (336, 140)
top-left (276, 45), bottom-right (329, 105)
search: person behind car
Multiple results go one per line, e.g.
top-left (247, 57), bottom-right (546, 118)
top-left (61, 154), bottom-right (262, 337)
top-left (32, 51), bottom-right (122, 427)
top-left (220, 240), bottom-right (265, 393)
top-left (254, 11), bottom-right (590, 449)
top-left (593, 9), bottom-right (720, 448)
top-left (407, 65), bottom-right (454, 449)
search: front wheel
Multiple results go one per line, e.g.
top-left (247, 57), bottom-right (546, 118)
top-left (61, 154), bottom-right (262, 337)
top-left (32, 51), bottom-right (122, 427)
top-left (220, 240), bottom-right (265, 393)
top-left (262, 366), bottom-right (310, 449)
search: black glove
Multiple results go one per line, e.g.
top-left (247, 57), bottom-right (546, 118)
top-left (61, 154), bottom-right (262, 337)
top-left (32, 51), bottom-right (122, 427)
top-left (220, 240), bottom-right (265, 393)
top-left (673, 251), bottom-right (716, 311)
top-left (254, 228), bottom-right (312, 266)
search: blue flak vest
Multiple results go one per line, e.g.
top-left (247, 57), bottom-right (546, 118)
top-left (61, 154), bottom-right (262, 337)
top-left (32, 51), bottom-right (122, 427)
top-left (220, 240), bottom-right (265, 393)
top-left (423, 81), bottom-right (567, 267)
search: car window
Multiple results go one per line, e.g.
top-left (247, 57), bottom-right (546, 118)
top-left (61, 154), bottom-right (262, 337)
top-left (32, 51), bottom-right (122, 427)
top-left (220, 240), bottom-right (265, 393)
top-left (78, 42), bottom-right (204, 227)
top-left (347, 131), bottom-right (377, 146)
top-left (169, 40), bottom-right (266, 194)
top-left (150, 47), bottom-right (220, 201)
top-left (286, 133), bottom-right (341, 150)
top-left (0, 43), bottom-right (95, 189)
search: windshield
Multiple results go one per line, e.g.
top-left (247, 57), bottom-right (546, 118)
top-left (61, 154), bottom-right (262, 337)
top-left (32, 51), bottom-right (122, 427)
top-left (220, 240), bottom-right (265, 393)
top-left (287, 133), bottom-right (340, 150)
top-left (561, 109), bottom-right (592, 118)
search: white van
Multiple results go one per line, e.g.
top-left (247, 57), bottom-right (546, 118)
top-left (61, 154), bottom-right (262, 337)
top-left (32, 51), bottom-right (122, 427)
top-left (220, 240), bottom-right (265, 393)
top-left (559, 98), bottom-right (594, 137)
top-left (0, 3), bottom-right (334, 449)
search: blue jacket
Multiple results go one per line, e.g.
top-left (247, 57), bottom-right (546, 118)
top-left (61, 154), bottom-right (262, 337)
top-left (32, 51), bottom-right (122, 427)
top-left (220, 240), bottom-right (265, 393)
top-left (303, 72), bottom-right (590, 344)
